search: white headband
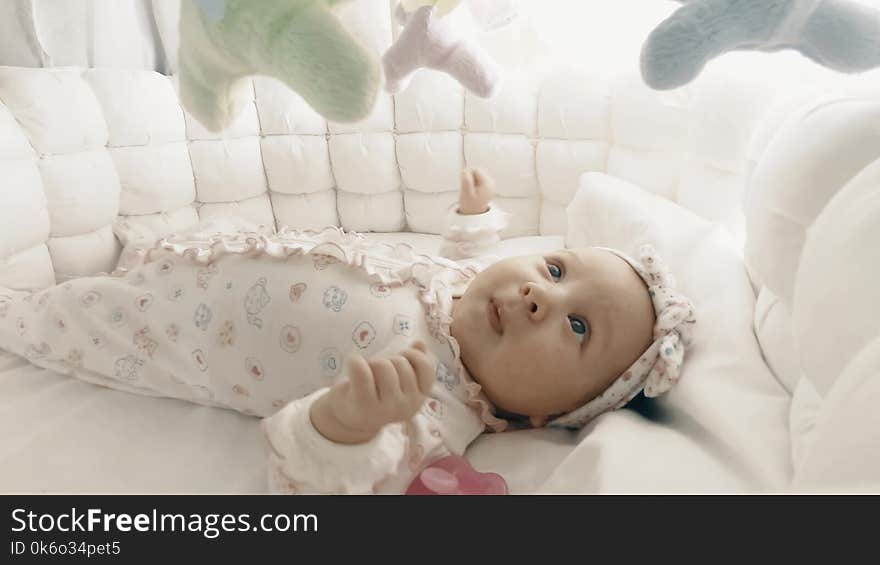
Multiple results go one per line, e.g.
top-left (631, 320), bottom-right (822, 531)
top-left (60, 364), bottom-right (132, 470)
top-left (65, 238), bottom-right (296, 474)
top-left (548, 244), bottom-right (697, 430)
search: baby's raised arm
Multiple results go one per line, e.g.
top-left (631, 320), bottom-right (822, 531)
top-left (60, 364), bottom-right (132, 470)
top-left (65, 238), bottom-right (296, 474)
top-left (439, 168), bottom-right (508, 260)
top-left (458, 167), bottom-right (493, 215)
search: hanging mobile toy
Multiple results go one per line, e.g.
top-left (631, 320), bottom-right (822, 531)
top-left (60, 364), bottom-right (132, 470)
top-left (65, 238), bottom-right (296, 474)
top-left (641, 0), bottom-right (880, 90)
top-left (178, 0), bottom-right (381, 131)
top-left (382, 0), bottom-right (519, 98)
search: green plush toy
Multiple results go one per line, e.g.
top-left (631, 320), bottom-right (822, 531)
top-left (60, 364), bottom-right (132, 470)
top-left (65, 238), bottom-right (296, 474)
top-left (642, 0), bottom-right (880, 90)
top-left (178, 0), bottom-right (380, 131)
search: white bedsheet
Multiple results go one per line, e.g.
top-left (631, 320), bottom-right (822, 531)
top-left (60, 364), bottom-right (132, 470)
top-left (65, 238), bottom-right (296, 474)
top-left (0, 349), bottom-right (267, 493)
top-left (0, 348), bottom-right (581, 493)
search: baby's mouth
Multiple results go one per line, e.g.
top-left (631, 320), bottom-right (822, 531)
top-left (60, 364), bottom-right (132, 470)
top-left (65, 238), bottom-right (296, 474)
top-left (487, 298), bottom-right (503, 335)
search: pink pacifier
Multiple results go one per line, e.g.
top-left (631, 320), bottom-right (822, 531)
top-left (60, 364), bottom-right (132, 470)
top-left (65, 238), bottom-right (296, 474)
top-left (405, 455), bottom-right (508, 495)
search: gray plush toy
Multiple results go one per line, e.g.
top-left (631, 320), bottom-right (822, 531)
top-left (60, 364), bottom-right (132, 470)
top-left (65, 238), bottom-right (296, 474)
top-left (641, 0), bottom-right (880, 90)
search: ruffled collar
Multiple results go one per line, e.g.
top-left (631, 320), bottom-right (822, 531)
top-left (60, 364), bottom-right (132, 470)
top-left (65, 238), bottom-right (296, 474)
top-left (444, 329), bottom-right (508, 432)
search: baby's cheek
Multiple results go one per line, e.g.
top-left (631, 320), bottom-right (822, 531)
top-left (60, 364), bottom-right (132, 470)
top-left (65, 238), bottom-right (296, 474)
top-left (530, 326), bottom-right (571, 357)
top-left (495, 341), bottom-right (545, 377)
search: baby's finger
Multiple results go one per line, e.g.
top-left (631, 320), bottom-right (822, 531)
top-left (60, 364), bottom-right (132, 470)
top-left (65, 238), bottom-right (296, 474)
top-left (410, 340), bottom-right (427, 354)
top-left (473, 168), bottom-right (494, 194)
top-left (475, 167), bottom-right (492, 187)
top-left (370, 358), bottom-right (402, 403)
top-left (333, 379), bottom-right (352, 398)
top-left (347, 355), bottom-right (377, 403)
top-left (389, 355), bottom-right (418, 395)
top-left (401, 347), bottom-right (435, 396)
top-left (471, 167), bottom-right (483, 186)
top-left (460, 168), bottom-right (474, 192)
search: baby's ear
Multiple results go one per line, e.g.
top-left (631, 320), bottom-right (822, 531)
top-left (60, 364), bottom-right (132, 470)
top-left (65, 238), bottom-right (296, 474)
top-left (528, 415), bottom-right (548, 428)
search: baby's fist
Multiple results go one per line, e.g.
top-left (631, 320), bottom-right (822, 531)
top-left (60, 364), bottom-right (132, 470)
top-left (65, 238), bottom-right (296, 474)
top-left (310, 341), bottom-right (435, 444)
top-left (458, 167), bottom-right (494, 215)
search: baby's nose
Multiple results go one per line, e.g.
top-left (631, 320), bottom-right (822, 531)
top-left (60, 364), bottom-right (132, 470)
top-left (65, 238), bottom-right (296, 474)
top-left (519, 282), bottom-right (547, 321)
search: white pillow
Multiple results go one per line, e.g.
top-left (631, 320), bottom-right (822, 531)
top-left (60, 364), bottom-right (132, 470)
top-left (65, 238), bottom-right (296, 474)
top-left (539, 172), bottom-right (791, 492)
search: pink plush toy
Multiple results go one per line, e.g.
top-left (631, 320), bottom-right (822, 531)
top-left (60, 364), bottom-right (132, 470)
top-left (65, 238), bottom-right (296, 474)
top-left (382, 0), bottom-right (518, 98)
top-left (406, 455), bottom-right (508, 495)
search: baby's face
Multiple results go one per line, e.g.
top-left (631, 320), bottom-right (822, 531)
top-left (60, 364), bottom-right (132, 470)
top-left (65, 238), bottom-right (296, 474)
top-left (451, 247), bottom-right (655, 424)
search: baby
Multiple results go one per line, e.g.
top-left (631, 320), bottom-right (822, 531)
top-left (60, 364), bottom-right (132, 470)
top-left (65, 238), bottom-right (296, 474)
top-left (0, 168), bottom-right (695, 494)
top-left (265, 169), bottom-right (696, 493)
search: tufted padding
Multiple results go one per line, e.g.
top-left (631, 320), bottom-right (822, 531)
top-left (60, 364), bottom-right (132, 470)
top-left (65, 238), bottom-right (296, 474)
top-left (789, 144), bottom-right (880, 490)
top-left (733, 71), bottom-right (880, 490)
top-left (0, 67), bottom-right (118, 287)
top-left (0, 69), bottom-right (815, 288)
top-left (0, 24), bottom-right (832, 293)
top-left (744, 73), bottom-right (880, 394)
top-left (793, 139), bottom-right (880, 398)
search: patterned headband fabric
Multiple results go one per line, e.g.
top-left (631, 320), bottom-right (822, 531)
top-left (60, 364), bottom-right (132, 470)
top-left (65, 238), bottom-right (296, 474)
top-left (548, 245), bottom-right (697, 430)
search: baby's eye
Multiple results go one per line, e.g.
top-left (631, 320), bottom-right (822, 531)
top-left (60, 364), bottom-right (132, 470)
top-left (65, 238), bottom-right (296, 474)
top-left (547, 262), bottom-right (563, 282)
top-left (568, 316), bottom-right (590, 343)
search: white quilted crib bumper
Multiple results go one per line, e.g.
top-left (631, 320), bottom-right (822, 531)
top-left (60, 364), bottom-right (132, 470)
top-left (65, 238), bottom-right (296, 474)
top-left (2, 1), bottom-right (879, 494)
top-left (0, 36), bottom-right (838, 291)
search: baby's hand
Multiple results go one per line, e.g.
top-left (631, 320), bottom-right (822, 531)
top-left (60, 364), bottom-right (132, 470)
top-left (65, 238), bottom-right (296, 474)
top-left (458, 167), bottom-right (494, 215)
top-left (310, 341), bottom-right (435, 444)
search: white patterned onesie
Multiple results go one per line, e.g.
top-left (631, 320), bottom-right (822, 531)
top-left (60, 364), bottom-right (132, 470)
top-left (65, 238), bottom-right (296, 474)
top-left (0, 207), bottom-right (509, 494)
